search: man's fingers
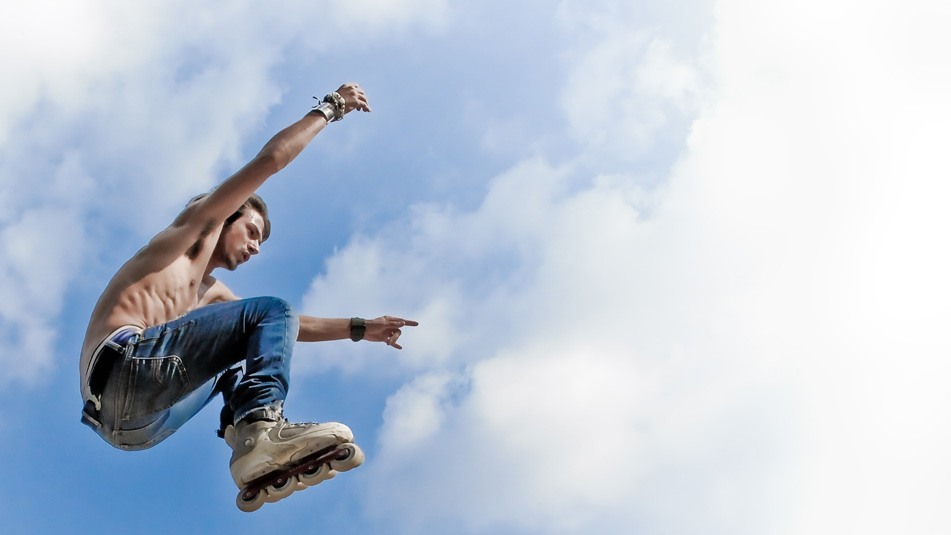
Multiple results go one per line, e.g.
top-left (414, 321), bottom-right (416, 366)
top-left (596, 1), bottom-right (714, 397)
top-left (385, 317), bottom-right (418, 328)
top-left (365, 317), bottom-right (415, 348)
top-left (355, 93), bottom-right (371, 112)
top-left (387, 329), bottom-right (403, 349)
top-left (346, 97), bottom-right (370, 113)
top-left (338, 82), bottom-right (371, 113)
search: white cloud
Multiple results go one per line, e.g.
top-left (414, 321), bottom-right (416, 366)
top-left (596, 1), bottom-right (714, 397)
top-left (300, 0), bottom-right (951, 533)
top-left (342, 154), bottom-right (800, 533)
top-left (0, 151), bottom-right (92, 382)
top-left (379, 371), bottom-right (463, 452)
top-left (311, 0), bottom-right (449, 35)
top-left (560, 28), bottom-right (704, 164)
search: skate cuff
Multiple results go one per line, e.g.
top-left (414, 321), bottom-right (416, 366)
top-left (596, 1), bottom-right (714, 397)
top-left (236, 402), bottom-right (284, 426)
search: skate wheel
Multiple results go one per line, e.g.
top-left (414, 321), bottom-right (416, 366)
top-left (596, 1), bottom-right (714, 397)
top-left (329, 443), bottom-right (365, 472)
top-left (265, 475), bottom-right (297, 502)
top-left (299, 460), bottom-right (331, 486)
top-left (236, 488), bottom-right (266, 513)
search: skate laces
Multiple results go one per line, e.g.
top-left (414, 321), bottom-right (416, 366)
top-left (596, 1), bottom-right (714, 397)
top-left (282, 419), bottom-right (322, 429)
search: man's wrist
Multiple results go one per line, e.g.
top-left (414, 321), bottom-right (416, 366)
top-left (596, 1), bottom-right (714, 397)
top-left (312, 92), bottom-right (346, 122)
top-left (312, 101), bottom-right (336, 122)
top-left (323, 92), bottom-right (346, 121)
top-left (349, 317), bottom-right (366, 342)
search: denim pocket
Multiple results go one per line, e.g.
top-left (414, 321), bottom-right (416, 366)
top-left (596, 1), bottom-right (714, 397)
top-left (113, 412), bottom-right (176, 451)
top-left (121, 355), bottom-right (190, 421)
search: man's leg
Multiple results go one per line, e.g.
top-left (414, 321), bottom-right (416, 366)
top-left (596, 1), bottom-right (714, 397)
top-left (103, 296), bottom-right (298, 449)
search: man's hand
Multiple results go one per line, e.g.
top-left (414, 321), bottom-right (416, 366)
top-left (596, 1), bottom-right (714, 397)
top-left (365, 316), bottom-right (418, 350)
top-left (336, 83), bottom-right (372, 114)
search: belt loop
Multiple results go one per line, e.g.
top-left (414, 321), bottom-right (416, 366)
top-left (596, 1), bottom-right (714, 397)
top-left (82, 399), bottom-right (104, 429)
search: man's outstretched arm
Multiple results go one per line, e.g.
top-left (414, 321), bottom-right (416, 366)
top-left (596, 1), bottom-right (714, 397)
top-left (174, 83), bottom-right (371, 240)
top-left (199, 282), bottom-right (417, 350)
top-left (298, 315), bottom-right (418, 350)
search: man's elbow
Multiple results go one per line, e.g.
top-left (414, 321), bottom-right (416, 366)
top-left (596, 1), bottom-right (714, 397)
top-left (258, 143), bottom-right (291, 174)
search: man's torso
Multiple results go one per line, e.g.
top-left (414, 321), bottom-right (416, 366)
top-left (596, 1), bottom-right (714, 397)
top-left (79, 220), bottom-right (229, 381)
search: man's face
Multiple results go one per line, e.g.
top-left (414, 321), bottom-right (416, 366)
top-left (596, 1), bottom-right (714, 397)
top-left (217, 210), bottom-right (265, 270)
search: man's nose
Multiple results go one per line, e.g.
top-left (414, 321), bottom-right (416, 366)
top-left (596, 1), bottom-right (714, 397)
top-left (248, 241), bottom-right (260, 255)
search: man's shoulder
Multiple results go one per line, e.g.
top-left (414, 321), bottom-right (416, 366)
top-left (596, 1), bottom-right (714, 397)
top-left (199, 275), bottom-right (239, 306)
top-left (138, 215), bottom-right (222, 263)
top-left (115, 227), bottom-right (214, 285)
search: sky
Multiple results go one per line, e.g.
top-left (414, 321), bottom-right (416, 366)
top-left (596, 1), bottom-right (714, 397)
top-left (1, 0), bottom-right (949, 533)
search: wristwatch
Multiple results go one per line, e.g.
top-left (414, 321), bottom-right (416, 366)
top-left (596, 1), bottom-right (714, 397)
top-left (349, 317), bottom-right (366, 342)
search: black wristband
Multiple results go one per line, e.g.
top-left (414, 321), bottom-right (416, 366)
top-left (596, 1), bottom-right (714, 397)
top-left (349, 317), bottom-right (366, 342)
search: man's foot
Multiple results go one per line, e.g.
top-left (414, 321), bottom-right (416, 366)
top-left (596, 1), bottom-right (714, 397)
top-left (224, 417), bottom-right (355, 486)
top-left (224, 416), bottom-right (364, 512)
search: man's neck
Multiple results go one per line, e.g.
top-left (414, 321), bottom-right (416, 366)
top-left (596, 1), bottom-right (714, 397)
top-left (203, 256), bottom-right (224, 278)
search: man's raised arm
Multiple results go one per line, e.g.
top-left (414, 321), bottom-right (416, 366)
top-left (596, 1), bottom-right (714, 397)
top-left (179, 83), bottom-right (371, 233)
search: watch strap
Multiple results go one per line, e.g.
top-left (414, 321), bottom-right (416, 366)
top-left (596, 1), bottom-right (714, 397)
top-left (350, 317), bottom-right (366, 342)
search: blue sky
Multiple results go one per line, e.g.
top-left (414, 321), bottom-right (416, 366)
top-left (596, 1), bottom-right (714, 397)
top-left (1, 0), bottom-right (949, 533)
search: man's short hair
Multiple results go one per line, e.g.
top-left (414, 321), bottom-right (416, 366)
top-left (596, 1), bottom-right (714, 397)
top-left (188, 192), bottom-right (271, 242)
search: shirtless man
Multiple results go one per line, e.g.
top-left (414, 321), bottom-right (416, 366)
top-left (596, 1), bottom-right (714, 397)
top-left (79, 83), bottom-right (416, 511)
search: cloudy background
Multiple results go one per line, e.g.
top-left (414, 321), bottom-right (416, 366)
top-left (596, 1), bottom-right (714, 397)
top-left (1, 0), bottom-right (948, 533)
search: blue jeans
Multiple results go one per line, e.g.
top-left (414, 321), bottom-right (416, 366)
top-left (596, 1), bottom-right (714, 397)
top-left (84, 297), bottom-right (299, 451)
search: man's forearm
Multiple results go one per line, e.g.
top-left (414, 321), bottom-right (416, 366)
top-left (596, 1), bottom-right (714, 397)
top-left (297, 313), bottom-right (417, 349)
top-left (297, 315), bottom-right (351, 343)
top-left (181, 110), bottom-right (328, 233)
top-left (194, 84), bottom-right (367, 227)
top-left (262, 83), bottom-right (368, 170)
top-left (260, 111), bottom-right (328, 172)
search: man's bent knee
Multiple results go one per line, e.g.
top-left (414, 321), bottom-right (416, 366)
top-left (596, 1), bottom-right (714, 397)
top-left (251, 296), bottom-right (296, 317)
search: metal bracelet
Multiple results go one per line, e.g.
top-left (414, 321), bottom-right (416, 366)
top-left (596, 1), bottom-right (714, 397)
top-left (311, 101), bottom-right (336, 122)
top-left (323, 92), bottom-right (346, 122)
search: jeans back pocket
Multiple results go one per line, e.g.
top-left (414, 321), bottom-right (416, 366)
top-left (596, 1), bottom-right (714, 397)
top-left (121, 355), bottom-right (190, 421)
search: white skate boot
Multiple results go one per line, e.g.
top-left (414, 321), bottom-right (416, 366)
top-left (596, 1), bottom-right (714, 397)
top-left (224, 417), bottom-right (364, 512)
